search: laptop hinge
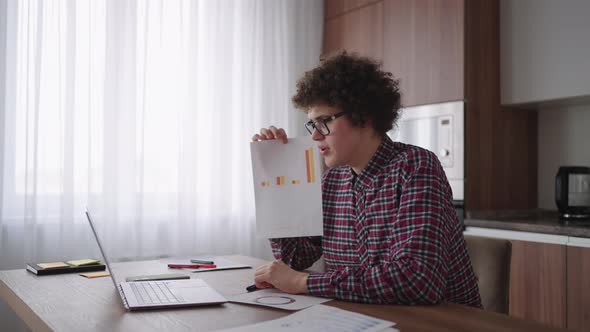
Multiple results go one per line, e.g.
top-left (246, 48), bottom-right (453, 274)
top-left (118, 284), bottom-right (130, 310)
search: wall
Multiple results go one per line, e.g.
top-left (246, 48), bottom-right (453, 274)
top-left (538, 105), bottom-right (590, 209)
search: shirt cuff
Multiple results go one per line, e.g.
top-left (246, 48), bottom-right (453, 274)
top-left (306, 272), bottom-right (336, 298)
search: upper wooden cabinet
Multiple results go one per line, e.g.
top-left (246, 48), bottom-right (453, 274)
top-left (322, 0), bottom-right (537, 212)
top-left (323, 0), bottom-right (464, 107)
top-left (323, 1), bottom-right (384, 62)
top-left (324, 0), bottom-right (382, 20)
top-left (382, 0), bottom-right (464, 107)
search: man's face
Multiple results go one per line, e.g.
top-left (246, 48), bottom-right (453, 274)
top-left (307, 105), bottom-right (364, 169)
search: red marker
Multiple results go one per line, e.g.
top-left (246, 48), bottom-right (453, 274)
top-left (195, 264), bottom-right (217, 269)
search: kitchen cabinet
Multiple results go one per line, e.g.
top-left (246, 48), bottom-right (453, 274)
top-left (566, 241), bottom-right (590, 332)
top-left (500, 0), bottom-right (590, 107)
top-left (322, 0), bottom-right (538, 212)
top-left (324, 0), bottom-right (463, 107)
top-left (463, 0), bottom-right (537, 211)
top-left (510, 240), bottom-right (566, 328)
top-left (323, 1), bottom-right (383, 61)
top-left (465, 227), bottom-right (590, 330)
top-left (382, 0), bottom-right (464, 107)
top-left (324, 0), bottom-right (382, 20)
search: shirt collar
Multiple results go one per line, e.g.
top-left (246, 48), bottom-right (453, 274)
top-left (345, 135), bottom-right (396, 188)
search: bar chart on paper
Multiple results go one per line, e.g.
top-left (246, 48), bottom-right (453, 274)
top-left (250, 136), bottom-right (323, 238)
top-left (260, 146), bottom-right (316, 187)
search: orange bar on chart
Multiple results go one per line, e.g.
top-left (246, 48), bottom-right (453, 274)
top-left (305, 150), bottom-right (311, 182)
top-left (309, 147), bottom-right (316, 183)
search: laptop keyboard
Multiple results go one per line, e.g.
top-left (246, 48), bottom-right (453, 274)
top-left (130, 281), bottom-right (182, 305)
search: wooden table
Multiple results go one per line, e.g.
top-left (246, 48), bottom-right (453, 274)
top-left (0, 255), bottom-right (566, 332)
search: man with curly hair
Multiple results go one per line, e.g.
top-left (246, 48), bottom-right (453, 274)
top-left (251, 53), bottom-right (482, 307)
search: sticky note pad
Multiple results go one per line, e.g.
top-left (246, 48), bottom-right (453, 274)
top-left (67, 259), bottom-right (100, 266)
top-left (80, 271), bottom-right (110, 278)
top-left (38, 262), bottom-right (69, 269)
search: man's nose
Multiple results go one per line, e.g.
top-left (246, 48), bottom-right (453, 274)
top-left (311, 127), bottom-right (324, 141)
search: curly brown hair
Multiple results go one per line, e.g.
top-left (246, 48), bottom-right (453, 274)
top-left (292, 52), bottom-right (402, 135)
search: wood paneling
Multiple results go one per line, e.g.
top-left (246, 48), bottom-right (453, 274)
top-left (324, 0), bottom-right (382, 20)
top-left (567, 246), bottom-right (590, 332)
top-left (509, 241), bottom-right (566, 328)
top-left (464, 0), bottom-right (537, 211)
top-left (323, 1), bottom-right (383, 60)
top-left (382, 0), bottom-right (464, 107)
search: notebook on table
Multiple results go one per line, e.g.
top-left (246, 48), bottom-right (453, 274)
top-left (85, 210), bottom-right (227, 311)
top-left (26, 260), bottom-right (106, 276)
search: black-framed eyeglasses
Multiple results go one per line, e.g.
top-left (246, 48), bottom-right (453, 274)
top-left (304, 111), bottom-right (347, 136)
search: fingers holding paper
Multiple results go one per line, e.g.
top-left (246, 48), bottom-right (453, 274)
top-left (251, 126), bottom-right (288, 144)
top-left (254, 260), bottom-right (308, 294)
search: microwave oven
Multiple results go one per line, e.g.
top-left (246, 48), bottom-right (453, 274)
top-left (387, 100), bottom-right (465, 202)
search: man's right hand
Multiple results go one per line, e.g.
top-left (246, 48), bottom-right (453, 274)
top-left (251, 126), bottom-right (288, 144)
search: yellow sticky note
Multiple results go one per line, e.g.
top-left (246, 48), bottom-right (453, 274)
top-left (38, 262), bottom-right (69, 269)
top-left (67, 259), bottom-right (100, 266)
top-left (80, 271), bottom-right (110, 278)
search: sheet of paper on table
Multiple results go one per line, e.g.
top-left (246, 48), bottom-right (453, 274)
top-left (250, 136), bottom-right (323, 238)
top-left (228, 288), bottom-right (331, 311)
top-left (216, 304), bottom-right (397, 332)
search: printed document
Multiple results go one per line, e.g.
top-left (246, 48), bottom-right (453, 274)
top-left (250, 136), bottom-right (323, 238)
top-left (217, 304), bottom-right (397, 332)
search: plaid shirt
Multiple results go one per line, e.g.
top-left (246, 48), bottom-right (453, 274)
top-left (271, 136), bottom-right (482, 307)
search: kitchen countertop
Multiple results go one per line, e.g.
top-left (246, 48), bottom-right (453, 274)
top-left (464, 210), bottom-right (590, 238)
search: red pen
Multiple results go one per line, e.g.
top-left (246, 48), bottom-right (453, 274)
top-left (195, 264), bottom-right (216, 268)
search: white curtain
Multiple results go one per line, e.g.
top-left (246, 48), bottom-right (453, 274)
top-left (0, 0), bottom-right (323, 269)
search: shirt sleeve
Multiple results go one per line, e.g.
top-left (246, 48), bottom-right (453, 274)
top-left (306, 158), bottom-right (452, 304)
top-left (269, 237), bottom-right (323, 271)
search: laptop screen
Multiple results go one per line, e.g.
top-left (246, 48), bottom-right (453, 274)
top-left (85, 210), bottom-right (122, 292)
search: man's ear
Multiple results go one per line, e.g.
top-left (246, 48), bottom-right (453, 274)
top-left (361, 118), bottom-right (382, 138)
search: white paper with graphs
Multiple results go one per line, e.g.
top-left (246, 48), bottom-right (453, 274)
top-left (250, 136), bottom-right (323, 238)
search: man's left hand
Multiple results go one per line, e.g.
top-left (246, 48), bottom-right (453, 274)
top-left (254, 260), bottom-right (309, 294)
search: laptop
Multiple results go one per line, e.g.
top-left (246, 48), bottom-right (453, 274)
top-left (85, 210), bottom-right (227, 311)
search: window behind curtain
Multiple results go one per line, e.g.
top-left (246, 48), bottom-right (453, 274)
top-left (0, 0), bottom-right (323, 269)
